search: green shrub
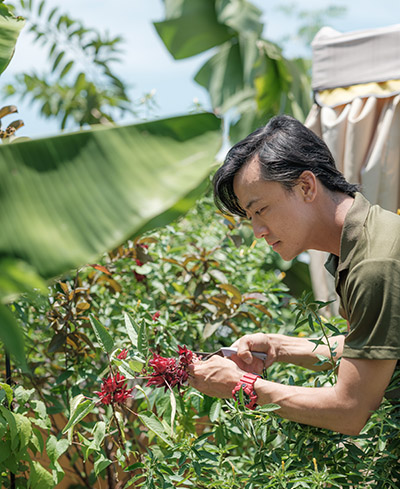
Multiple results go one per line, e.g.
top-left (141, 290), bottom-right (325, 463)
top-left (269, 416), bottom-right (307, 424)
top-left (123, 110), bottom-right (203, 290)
top-left (2, 187), bottom-right (399, 488)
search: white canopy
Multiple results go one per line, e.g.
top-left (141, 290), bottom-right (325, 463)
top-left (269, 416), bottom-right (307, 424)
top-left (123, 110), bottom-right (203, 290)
top-left (305, 24), bottom-right (400, 315)
top-left (312, 24), bottom-right (400, 91)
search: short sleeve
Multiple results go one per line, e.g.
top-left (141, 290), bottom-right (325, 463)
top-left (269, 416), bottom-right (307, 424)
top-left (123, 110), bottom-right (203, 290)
top-left (342, 258), bottom-right (400, 360)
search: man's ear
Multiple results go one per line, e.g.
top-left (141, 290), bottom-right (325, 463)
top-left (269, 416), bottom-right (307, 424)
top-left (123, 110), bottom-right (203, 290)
top-left (298, 171), bottom-right (317, 202)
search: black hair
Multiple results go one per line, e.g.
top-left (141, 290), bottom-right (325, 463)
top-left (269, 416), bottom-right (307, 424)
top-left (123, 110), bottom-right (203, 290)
top-left (213, 114), bottom-right (360, 217)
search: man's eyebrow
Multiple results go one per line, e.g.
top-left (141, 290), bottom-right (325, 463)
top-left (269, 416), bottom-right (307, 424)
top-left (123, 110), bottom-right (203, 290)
top-left (245, 198), bottom-right (261, 211)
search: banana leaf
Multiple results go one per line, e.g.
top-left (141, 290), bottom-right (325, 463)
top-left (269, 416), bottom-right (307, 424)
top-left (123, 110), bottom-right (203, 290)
top-left (0, 113), bottom-right (221, 279)
top-left (0, 113), bottom-right (221, 363)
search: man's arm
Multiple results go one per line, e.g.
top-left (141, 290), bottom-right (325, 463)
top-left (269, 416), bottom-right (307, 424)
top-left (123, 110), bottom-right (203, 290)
top-left (188, 355), bottom-right (397, 435)
top-left (230, 333), bottom-right (345, 372)
top-left (254, 357), bottom-right (396, 435)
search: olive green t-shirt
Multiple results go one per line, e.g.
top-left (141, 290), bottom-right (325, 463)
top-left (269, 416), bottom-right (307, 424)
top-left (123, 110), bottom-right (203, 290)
top-left (325, 192), bottom-right (400, 361)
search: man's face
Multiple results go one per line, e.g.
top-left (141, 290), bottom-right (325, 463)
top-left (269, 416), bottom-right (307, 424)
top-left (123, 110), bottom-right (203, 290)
top-left (233, 158), bottom-right (313, 261)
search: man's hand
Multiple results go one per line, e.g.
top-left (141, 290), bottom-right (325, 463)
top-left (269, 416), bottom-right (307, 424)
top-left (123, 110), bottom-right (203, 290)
top-left (231, 333), bottom-right (277, 373)
top-left (188, 355), bottom-right (245, 398)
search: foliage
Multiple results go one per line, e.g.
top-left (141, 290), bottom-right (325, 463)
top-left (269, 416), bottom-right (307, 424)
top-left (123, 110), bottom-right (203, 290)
top-left (4, 0), bottom-right (135, 129)
top-left (0, 2), bottom-right (398, 488)
top-left (0, 111), bottom-right (221, 362)
top-left (1, 189), bottom-right (399, 488)
top-left (155, 0), bottom-right (312, 142)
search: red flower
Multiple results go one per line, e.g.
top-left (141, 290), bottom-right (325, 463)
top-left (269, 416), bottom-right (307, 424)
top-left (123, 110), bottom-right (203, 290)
top-left (152, 311), bottom-right (160, 322)
top-left (178, 345), bottom-right (193, 366)
top-left (145, 346), bottom-right (194, 392)
top-left (95, 372), bottom-right (133, 405)
top-left (117, 348), bottom-right (128, 360)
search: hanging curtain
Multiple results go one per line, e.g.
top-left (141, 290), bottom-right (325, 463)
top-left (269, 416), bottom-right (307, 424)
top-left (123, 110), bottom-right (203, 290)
top-left (304, 25), bottom-right (400, 315)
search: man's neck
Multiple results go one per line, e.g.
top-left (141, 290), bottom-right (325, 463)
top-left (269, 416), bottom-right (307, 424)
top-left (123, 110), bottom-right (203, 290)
top-left (312, 190), bottom-right (355, 256)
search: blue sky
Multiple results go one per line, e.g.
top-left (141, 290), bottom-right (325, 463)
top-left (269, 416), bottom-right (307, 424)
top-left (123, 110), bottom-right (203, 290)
top-left (3, 0), bottom-right (400, 138)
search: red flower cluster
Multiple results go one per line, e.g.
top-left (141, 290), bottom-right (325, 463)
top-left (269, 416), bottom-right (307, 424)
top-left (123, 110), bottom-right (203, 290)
top-left (95, 372), bottom-right (133, 405)
top-left (152, 311), bottom-right (160, 322)
top-left (117, 348), bottom-right (128, 360)
top-left (145, 345), bottom-right (194, 392)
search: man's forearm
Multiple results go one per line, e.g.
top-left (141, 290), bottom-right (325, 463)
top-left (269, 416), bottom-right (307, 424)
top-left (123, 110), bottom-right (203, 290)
top-left (269, 333), bottom-right (345, 371)
top-left (254, 379), bottom-right (360, 434)
top-left (254, 356), bottom-right (396, 435)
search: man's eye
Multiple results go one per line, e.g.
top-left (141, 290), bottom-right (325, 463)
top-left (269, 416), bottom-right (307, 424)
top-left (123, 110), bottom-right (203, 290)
top-left (255, 207), bottom-right (266, 216)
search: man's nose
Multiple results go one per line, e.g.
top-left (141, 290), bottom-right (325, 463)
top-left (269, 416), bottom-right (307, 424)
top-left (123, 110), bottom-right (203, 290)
top-left (252, 220), bottom-right (268, 239)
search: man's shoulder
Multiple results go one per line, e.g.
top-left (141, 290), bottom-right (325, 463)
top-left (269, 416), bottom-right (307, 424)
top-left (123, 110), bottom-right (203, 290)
top-left (362, 203), bottom-right (400, 260)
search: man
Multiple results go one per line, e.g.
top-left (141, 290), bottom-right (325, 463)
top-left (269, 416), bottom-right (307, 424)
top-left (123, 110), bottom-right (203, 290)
top-left (189, 115), bottom-right (400, 435)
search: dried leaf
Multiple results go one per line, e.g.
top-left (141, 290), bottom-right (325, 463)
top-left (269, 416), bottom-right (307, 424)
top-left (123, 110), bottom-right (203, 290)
top-left (90, 264), bottom-right (111, 276)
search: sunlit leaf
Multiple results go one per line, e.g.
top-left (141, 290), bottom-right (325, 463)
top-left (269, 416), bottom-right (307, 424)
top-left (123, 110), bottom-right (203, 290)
top-left (89, 314), bottom-right (114, 354)
top-left (0, 113), bottom-right (221, 279)
top-left (138, 411), bottom-right (173, 446)
top-left (154, 0), bottom-right (233, 59)
top-left (28, 461), bottom-right (54, 489)
top-left (62, 394), bottom-right (95, 434)
top-left (46, 435), bottom-right (69, 465)
top-left (124, 312), bottom-right (138, 349)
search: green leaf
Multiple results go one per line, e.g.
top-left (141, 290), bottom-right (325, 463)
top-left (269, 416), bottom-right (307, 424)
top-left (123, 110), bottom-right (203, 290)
top-left (124, 312), bottom-right (138, 348)
top-left (138, 411), bottom-right (173, 447)
top-left (137, 320), bottom-right (148, 357)
top-left (154, 0), bottom-right (234, 60)
top-left (0, 406), bottom-right (32, 451)
top-left (51, 50), bottom-right (64, 71)
top-left (59, 59), bottom-right (73, 78)
top-left (46, 435), bottom-right (69, 465)
top-left (62, 394), bottom-right (95, 434)
top-left (0, 113), bottom-right (221, 279)
top-left (37, 0), bottom-right (45, 16)
top-left (89, 314), bottom-right (114, 354)
top-left (29, 461), bottom-right (54, 489)
top-left (116, 357), bottom-right (143, 377)
top-left (89, 421), bottom-right (106, 450)
top-left (215, 0), bottom-right (263, 36)
top-left (0, 382), bottom-right (13, 408)
top-left (31, 427), bottom-right (45, 454)
top-left (30, 399), bottom-right (51, 430)
top-left (194, 41), bottom-right (245, 112)
top-left (257, 403), bottom-right (281, 414)
top-left (307, 313), bottom-right (315, 332)
top-left (0, 304), bottom-right (26, 369)
top-left (170, 389), bottom-right (176, 436)
top-left (0, 438), bottom-right (11, 463)
top-left (14, 385), bottom-right (35, 404)
top-left (47, 7), bottom-right (59, 22)
top-left (94, 453), bottom-right (112, 478)
top-left (0, 7), bottom-right (25, 75)
top-left (209, 399), bottom-right (221, 422)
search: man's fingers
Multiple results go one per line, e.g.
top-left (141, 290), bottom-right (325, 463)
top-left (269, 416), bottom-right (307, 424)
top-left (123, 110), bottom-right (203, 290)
top-left (236, 340), bottom-right (254, 364)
